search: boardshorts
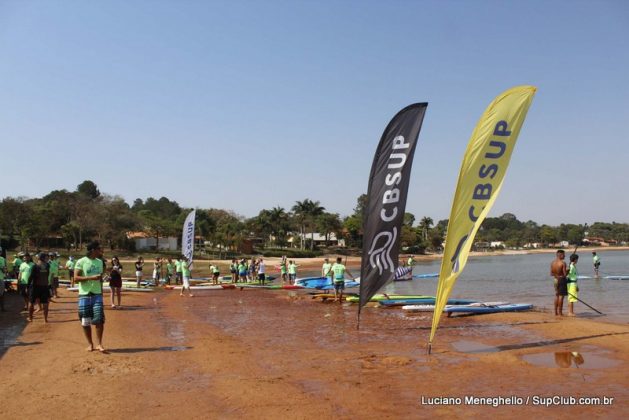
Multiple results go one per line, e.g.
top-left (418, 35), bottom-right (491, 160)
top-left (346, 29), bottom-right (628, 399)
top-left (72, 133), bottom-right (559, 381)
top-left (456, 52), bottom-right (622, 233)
top-left (29, 285), bottom-right (50, 304)
top-left (556, 277), bottom-right (568, 296)
top-left (334, 280), bottom-right (345, 291)
top-left (567, 282), bottom-right (578, 303)
top-left (78, 294), bottom-right (105, 325)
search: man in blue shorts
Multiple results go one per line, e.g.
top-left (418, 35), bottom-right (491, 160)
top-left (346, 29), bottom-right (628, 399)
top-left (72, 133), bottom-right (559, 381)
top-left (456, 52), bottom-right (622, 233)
top-left (74, 241), bottom-right (106, 352)
top-left (331, 257), bottom-right (355, 303)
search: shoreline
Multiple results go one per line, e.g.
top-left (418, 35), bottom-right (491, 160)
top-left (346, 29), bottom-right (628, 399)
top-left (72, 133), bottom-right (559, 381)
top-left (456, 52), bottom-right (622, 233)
top-left (1, 287), bottom-right (627, 417)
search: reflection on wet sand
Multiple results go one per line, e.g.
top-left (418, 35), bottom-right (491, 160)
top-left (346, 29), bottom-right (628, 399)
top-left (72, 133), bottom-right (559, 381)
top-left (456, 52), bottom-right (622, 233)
top-left (554, 351), bottom-right (584, 368)
top-left (523, 350), bottom-right (620, 369)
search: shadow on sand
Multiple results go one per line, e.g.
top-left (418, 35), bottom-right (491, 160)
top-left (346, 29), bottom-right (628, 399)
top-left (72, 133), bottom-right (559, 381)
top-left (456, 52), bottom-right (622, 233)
top-left (108, 346), bottom-right (192, 354)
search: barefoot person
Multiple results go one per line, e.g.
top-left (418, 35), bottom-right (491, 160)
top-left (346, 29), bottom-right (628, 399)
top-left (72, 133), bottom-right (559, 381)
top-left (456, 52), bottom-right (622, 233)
top-left (322, 258), bottom-right (333, 288)
top-left (210, 263), bottom-right (220, 285)
top-left (27, 253), bottom-right (53, 322)
top-left (180, 256), bottom-right (194, 297)
top-left (175, 257), bottom-right (183, 285)
top-left (0, 253), bottom-right (7, 311)
top-left (592, 251), bottom-right (601, 277)
top-left (134, 256), bottom-right (144, 287)
top-left (288, 260), bottom-right (298, 285)
top-left (18, 253), bottom-right (35, 312)
top-left (257, 258), bottom-right (266, 285)
top-left (74, 241), bottom-right (106, 352)
top-left (567, 254), bottom-right (580, 316)
top-left (166, 258), bottom-right (175, 285)
top-left (331, 257), bottom-right (355, 303)
top-left (109, 257), bottom-right (123, 309)
top-left (152, 257), bottom-right (162, 286)
top-left (49, 252), bottom-right (60, 299)
top-left (279, 256), bottom-right (288, 284)
top-left (550, 249), bottom-right (568, 317)
top-left (65, 256), bottom-right (75, 287)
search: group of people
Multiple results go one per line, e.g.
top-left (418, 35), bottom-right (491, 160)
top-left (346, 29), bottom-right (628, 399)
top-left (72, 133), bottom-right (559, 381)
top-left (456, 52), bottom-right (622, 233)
top-left (227, 257), bottom-right (268, 284)
top-left (550, 250), bottom-right (601, 317)
top-left (321, 257), bottom-right (355, 302)
top-left (0, 251), bottom-right (67, 320)
top-left (133, 256), bottom-right (191, 288)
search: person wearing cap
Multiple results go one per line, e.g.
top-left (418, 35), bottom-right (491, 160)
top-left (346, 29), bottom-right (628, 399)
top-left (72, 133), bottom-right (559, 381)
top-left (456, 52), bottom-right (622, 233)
top-left (18, 253), bottom-right (35, 311)
top-left (74, 241), bottom-right (106, 352)
top-left (66, 256), bottom-right (75, 287)
top-left (27, 253), bottom-right (53, 322)
top-left (49, 252), bottom-right (60, 298)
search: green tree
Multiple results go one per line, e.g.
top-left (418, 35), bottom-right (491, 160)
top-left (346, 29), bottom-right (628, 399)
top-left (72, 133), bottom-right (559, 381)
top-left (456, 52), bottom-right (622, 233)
top-left (316, 212), bottom-right (343, 246)
top-left (76, 180), bottom-right (100, 199)
top-left (419, 216), bottom-right (433, 241)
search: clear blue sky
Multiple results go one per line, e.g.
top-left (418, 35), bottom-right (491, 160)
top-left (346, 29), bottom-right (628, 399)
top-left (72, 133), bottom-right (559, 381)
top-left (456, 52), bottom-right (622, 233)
top-left (1, 0), bottom-right (628, 225)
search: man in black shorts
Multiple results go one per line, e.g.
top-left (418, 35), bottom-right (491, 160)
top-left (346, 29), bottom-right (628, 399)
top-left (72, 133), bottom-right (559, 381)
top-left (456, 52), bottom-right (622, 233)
top-left (550, 249), bottom-right (568, 316)
top-left (28, 253), bottom-right (52, 322)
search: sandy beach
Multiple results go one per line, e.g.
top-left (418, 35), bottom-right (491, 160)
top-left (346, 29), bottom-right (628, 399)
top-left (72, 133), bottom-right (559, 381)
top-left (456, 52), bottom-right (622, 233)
top-left (1, 282), bottom-right (627, 419)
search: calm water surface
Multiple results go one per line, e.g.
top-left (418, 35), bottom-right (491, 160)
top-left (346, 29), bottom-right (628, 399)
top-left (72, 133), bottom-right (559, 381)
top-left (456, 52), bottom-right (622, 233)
top-left (305, 250), bottom-right (629, 323)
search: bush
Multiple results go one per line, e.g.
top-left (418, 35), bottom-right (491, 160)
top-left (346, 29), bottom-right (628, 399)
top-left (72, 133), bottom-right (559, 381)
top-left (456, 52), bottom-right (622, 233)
top-left (257, 248), bottom-right (321, 258)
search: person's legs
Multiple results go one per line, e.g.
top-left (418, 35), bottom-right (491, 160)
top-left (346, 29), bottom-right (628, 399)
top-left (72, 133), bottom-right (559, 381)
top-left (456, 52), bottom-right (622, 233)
top-left (92, 296), bottom-right (106, 351)
top-left (28, 299), bottom-right (36, 321)
top-left (43, 302), bottom-right (49, 322)
top-left (111, 288), bottom-right (116, 308)
top-left (94, 324), bottom-right (106, 352)
top-left (558, 296), bottom-right (564, 316)
top-left (82, 326), bottom-right (94, 351)
top-left (116, 288), bottom-right (121, 307)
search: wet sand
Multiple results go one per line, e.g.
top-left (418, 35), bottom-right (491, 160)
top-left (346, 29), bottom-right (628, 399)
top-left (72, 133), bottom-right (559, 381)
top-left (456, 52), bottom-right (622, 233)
top-left (1, 287), bottom-right (628, 418)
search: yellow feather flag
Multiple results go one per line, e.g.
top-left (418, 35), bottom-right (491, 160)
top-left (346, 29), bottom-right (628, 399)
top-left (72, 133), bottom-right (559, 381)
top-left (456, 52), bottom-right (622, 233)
top-left (428, 86), bottom-right (536, 351)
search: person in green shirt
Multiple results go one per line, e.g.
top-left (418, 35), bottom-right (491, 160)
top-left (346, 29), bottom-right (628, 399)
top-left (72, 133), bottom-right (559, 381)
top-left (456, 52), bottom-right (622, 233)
top-left (0, 254), bottom-right (7, 311)
top-left (166, 258), bottom-right (175, 285)
top-left (18, 253), bottom-right (35, 311)
top-left (209, 263), bottom-right (220, 285)
top-left (49, 252), bottom-right (60, 298)
top-left (288, 260), bottom-right (298, 285)
top-left (592, 251), bottom-right (601, 277)
top-left (28, 252), bottom-right (54, 322)
top-left (175, 258), bottom-right (183, 285)
top-left (567, 254), bottom-right (579, 317)
top-left (74, 241), bottom-right (106, 353)
top-left (322, 258), bottom-right (333, 288)
top-left (238, 259), bottom-right (247, 283)
top-left (406, 255), bottom-right (415, 267)
top-left (180, 256), bottom-right (193, 297)
top-left (331, 257), bottom-right (355, 303)
top-left (280, 257), bottom-right (288, 284)
top-left (66, 256), bottom-right (76, 287)
top-left (13, 253), bottom-right (24, 280)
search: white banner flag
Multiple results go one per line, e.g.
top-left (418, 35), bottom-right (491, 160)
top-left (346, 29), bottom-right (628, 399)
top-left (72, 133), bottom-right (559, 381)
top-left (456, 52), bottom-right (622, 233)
top-left (182, 209), bottom-right (196, 267)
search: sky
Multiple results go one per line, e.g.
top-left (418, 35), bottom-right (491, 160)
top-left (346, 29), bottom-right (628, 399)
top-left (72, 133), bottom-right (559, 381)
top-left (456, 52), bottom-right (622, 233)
top-left (1, 0), bottom-right (628, 225)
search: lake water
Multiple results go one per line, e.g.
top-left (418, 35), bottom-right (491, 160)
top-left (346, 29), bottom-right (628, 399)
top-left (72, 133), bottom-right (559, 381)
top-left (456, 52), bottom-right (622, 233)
top-left (301, 250), bottom-right (629, 323)
top-left (384, 250), bottom-right (629, 323)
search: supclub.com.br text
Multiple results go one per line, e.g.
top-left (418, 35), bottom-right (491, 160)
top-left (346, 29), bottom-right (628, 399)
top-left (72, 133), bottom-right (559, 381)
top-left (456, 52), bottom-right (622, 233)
top-left (421, 395), bottom-right (615, 407)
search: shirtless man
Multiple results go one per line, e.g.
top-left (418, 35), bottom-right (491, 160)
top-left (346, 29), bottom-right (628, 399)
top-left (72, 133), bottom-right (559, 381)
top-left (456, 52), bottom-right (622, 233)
top-left (550, 249), bottom-right (568, 316)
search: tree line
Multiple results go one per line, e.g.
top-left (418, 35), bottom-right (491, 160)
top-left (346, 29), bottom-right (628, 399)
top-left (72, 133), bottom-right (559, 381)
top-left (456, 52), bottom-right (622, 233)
top-left (1, 181), bottom-right (628, 255)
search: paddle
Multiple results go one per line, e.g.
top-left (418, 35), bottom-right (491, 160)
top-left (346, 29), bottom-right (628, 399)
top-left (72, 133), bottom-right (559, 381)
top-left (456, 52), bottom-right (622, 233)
top-left (567, 223), bottom-right (604, 315)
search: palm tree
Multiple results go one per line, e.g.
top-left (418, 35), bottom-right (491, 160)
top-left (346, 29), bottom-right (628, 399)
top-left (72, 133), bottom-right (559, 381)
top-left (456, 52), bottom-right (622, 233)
top-left (269, 206), bottom-right (289, 246)
top-left (291, 200), bottom-right (309, 249)
top-left (419, 216), bottom-right (434, 241)
top-left (292, 199), bottom-right (325, 250)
